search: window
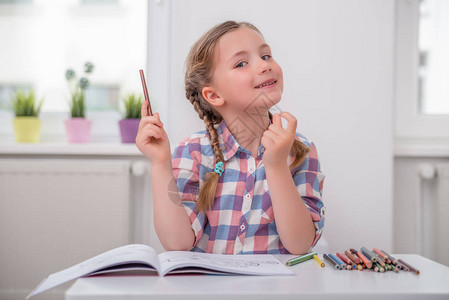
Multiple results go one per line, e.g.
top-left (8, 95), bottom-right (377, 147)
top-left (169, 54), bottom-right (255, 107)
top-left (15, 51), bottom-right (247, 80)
top-left (418, 0), bottom-right (449, 115)
top-left (395, 0), bottom-right (449, 139)
top-left (0, 0), bottom-right (148, 142)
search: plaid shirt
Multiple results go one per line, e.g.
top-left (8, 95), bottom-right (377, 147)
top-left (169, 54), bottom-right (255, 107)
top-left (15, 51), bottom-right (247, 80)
top-left (172, 120), bottom-right (325, 254)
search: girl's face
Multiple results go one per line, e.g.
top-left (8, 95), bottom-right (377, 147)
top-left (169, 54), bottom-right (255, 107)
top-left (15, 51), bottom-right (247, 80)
top-left (206, 27), bottom-right (284, 114)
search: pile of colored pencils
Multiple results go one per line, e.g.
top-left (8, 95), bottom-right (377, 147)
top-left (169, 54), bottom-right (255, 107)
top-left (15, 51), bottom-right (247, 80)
top-left (323, 247), bottom-right (420, 274)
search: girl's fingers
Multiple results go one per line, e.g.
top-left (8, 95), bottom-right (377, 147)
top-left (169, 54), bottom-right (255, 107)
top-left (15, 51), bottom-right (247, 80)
top-left (141, 99), bottom-right (149, 117)
top-left (143, 123), bottom-right (164, 138)
top-left (268, 123), bottom-right (284, 135)
top-left (142, 127), bottom-right (162, 140)
top-left (261, 135), bottom-right (275, 148)
top-left (139, 115), bottom-right (163, 130)
top-left (263, 130), bottom-right (278, 142)
top-left (272, 113), bottom-right (282, 127)
top-left (280, 112), bottom-right (297, 133)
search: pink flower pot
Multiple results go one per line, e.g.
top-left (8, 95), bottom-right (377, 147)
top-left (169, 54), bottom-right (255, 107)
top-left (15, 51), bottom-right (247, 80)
top-left (65, 118), bottom-right (92, 143)
top-left (119, 119), bottom-right (140, 143)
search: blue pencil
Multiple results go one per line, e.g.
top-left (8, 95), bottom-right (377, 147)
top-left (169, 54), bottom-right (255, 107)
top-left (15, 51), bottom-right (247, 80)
top-left (329, 254), bottom-right (346, 269)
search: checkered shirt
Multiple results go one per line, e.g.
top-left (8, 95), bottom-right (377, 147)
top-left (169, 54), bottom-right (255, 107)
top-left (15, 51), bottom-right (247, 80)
top-left (172, 120), bottom-right (325, 254)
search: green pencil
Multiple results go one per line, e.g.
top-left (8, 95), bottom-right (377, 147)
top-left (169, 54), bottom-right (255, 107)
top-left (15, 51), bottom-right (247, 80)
top-left (286, 252), bottom-right (317, 266)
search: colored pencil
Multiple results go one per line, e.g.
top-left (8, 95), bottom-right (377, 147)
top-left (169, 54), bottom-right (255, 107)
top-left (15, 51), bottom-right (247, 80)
top-left (139, 69), bottom-right (153, 116)
top-left (285, 252), bottom-right (317, 266)
top-left (323, 254), bottom-right (340, 270)
top-left (398, 259), bottom-right (420, 275)
top-left (345, 250), bottom-right (362, 264)
top-left (374, 248), bottom-right (390, 263)
top-left (336, 253), bottom-right (354, 270)
top-left (361, 247), bottom-right (378, 263)
top-left (381, 250), bottom-right (398, 265)
top-left (313, 254), bottom-right (325, 268)
top-left (353, 249), bottom-right (372, 269)
top-left (329, 254), bottom-right (346, 269)
top-left (374, 253), bottom-right (386, 268)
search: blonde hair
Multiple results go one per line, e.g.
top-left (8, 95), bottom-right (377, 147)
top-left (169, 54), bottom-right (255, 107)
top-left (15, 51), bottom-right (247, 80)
top-left (184, 21), bottom-right (310, 213)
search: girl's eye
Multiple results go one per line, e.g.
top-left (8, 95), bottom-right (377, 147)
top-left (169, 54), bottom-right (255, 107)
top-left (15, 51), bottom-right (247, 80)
top-left (262, 55), bottom-right (271, 60)
top-left (235, 61), bottom-right (247, 68)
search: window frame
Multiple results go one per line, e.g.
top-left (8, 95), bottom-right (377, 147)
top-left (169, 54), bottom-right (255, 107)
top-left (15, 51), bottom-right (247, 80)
top-left (395, 0), bottom-right (449, 139)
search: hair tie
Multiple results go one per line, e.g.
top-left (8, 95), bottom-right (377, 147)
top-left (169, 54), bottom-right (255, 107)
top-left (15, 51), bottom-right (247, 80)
top-left (214, 161), bottom-right (224, 176)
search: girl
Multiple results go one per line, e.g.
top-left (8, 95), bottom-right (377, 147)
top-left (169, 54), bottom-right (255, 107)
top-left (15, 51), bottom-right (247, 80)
top-left (136, 21), bottom-right (325, 255)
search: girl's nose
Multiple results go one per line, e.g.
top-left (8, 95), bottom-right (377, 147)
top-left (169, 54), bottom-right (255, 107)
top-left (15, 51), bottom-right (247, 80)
top-left (258, 58), bottom-right (271, 74)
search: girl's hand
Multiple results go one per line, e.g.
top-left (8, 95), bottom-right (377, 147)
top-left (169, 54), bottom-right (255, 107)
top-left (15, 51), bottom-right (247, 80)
top-left (136, 100), bottom-right (171, 166)
top-left (261, 112), bottom-right (297, 169)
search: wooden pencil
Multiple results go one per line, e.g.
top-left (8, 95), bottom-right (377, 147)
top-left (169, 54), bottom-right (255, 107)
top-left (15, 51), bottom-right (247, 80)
top-left (361, 247), bottom-right (378, 263)
top-left (323, 254), bottom-right (340, 270)
top-left (398, 259), bottom-right (420, 275)
top-left (336, 253), bottom-right (354, 270)
top-left (374, 248), bottom-right (390, 263)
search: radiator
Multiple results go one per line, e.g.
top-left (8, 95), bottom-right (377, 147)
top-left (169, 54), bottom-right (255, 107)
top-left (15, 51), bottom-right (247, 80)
top-left (436, 164), bottom-right (449, 266)
top-left (0, 159), bottom-right (131, 300)
top-left (419, 163), bottom-right (449, 266)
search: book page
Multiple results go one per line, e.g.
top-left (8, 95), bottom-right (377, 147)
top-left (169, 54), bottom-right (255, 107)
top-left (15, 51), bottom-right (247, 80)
top-left (158, 251), bottom-right (295, 276)
top-left (27, 244), bottom-right (160, 299)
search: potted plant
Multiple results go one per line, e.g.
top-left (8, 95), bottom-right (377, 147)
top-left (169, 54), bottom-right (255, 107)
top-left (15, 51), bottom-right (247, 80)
top-left (119, 93), bottom-right (142, 143)
top-left (64, 62), bottom-right (94, 143)
top-left (11, 90), bottom-right (44, 143)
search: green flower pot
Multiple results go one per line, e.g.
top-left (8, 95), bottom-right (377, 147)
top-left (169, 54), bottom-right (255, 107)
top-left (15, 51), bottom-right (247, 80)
top-left (13, 117), bottom-right (42, 143)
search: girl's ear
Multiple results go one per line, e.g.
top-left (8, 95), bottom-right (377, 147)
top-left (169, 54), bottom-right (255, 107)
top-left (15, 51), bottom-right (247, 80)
top-left (202, 86), bottom-right (224, 107)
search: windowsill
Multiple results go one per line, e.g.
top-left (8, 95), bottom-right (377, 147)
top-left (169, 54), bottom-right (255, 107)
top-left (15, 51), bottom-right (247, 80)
top-left (0, 142), bottom-right (143, 156)
top-left (394, 138), bottom-right (449, 158)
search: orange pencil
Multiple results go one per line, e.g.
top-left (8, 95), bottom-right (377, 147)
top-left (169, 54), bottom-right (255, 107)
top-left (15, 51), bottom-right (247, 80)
top-left (351, 248), bottom-right (372, 269)
top-left (374, 248), bottom-right (390, 263)
top-left (346, 250), bottom-right (363, 270)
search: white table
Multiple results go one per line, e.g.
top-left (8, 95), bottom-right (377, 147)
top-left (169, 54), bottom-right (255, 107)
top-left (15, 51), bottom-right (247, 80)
top-left (65, 254), bottom-right (449, 300)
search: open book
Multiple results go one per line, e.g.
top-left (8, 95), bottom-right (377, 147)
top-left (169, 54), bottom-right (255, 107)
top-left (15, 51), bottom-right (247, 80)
top-left (27, 244), bottom-right (294, 298)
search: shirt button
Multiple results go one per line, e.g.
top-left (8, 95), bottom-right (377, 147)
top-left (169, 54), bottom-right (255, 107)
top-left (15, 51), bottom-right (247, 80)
top-left (261, 148), bottom-right (265, 153)
top-left (240, 224), bottom-right (246, 231)
top-left (249, 167), bottom-right (254, 173)
top-left (245, 194), bottom-right (251, 199)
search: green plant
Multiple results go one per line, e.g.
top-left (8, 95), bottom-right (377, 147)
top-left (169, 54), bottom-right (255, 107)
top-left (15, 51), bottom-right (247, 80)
top-left (123, 94), bottom-right (143, 119)
top-left (11, 90), bottom-right (44, 117)
top-left (66, 62), bottom-right (94, 118)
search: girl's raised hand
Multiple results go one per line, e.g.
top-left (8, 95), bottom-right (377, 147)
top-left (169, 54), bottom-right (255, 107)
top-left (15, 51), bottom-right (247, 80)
top-left (261, 112), bottom-right (297, 169)
top-left (135, 100), bottom-right (171, 166)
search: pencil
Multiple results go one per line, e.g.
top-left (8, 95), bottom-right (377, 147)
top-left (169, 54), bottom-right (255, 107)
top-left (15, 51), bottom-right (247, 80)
top-left (361, 247), bottom-right (378, 263)
top-left (285, 252), bottom-right (317, 266)
top-left (398, 259), bottom-right (420, 275)
top-left (329, 254), bottom-right (346, 270)
top-left (374, 262), bottom-right (385, 273)
top-left (313, 254), bottom-right (325, 268)
top-left (139, 69), bottom-right (153, 116)
top-left (373, 248), bottom-right (390, 263)
top-left (348, 249), bottom-right (364, 270)
top-left (345, 250), bottom-right (362, 264)
top-left (381, 250), bottom-right (398, 265)
top-left (354, 249), bottom-right (372, 269)
top-left (336, 253), bottom-right (354, 270)
top-left (323, 254), bottom-right (340, 270)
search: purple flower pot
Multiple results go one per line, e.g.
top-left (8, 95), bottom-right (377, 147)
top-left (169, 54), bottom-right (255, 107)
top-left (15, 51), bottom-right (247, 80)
top-left (65, 118), bottom-right (92, 143)
top-left (119, 119), bottom-right (140, 143)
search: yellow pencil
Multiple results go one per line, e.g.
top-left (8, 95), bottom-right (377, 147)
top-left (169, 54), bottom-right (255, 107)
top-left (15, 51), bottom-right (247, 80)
top-left (313, 254), bottom-right (325, 267)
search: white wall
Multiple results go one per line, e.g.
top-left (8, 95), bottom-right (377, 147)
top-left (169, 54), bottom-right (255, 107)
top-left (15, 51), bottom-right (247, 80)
top-left (149, 0), bottom-right (395, 252)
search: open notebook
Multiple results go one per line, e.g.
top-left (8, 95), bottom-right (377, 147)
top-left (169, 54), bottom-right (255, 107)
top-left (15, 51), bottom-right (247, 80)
top-left (27, 244), bottom-right (294, 298)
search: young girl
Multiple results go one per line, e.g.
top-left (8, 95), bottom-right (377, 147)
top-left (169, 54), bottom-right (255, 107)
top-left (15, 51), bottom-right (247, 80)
top-left (136, 21), bottom-right (325, 255)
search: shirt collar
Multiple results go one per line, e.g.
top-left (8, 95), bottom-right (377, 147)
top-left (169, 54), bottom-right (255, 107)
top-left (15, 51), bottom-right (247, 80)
top-left (216, 119), bottom-right (269, 161)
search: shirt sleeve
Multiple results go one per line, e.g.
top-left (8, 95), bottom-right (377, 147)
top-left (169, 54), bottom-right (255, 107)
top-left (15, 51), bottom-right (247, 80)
top-left (291, 140), bottom-right (326, 250)
top-left (172, 140), bottom-right (207, 249)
